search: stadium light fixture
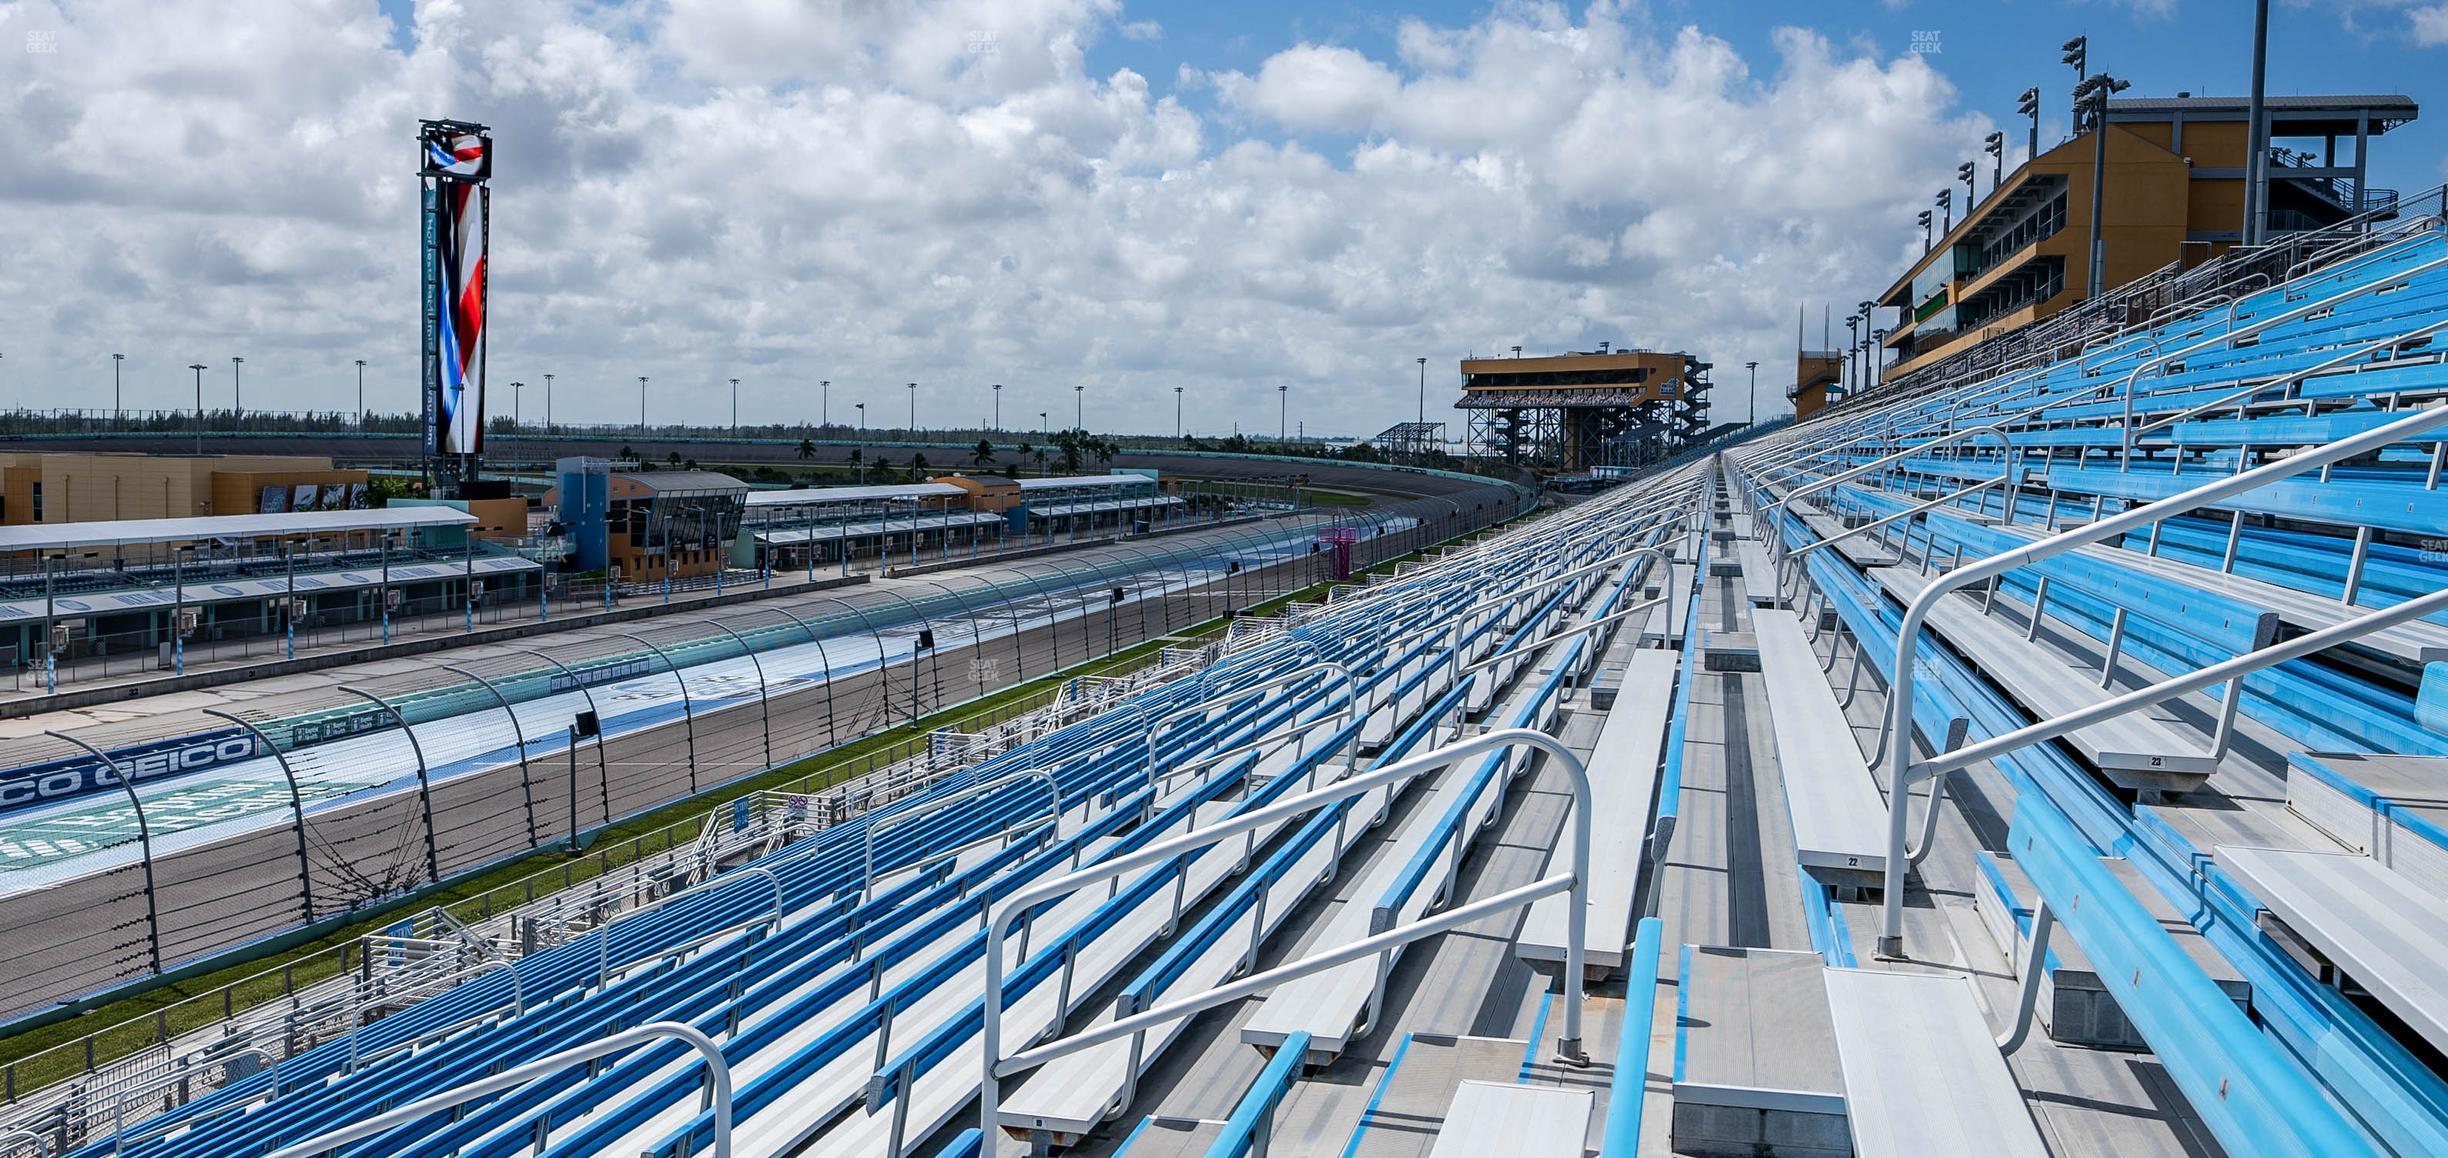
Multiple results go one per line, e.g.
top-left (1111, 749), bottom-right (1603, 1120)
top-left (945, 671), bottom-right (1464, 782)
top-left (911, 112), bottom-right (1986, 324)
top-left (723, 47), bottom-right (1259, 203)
top-left (355, 359), bottom-right (368, 429)
top-left (112, 353), bottom-right (124, 426)
top-left (2017, 86), bottom-right (2042, 161)
top-left (1935, 188), bottom-right (1952, 233)
top-left (993, 383), bottom-right (1003, 431)
top-left (543, 372), bottom-right (553, 432)
top-left (2061, 36), bottom-right (2087, 123)
top-left (638, 376), bottom-right (648, 432)
top-left (731, 378), bottom-right (741, 438)
top-left (230, 355), bottom-right (243, 427)
top-left (1416, 355), bottom-right (1428, 425)
top-left (1957, 161), bottom-right (1977, 213)
top-left (2077, 73), bottom-right (2131, 299)
top-left (908, 381), bottom-right (917, 436)
top-left (1984, 131), bottom-right (2005, 187)
top-left (1916, 209), bottom-right (1933, 252)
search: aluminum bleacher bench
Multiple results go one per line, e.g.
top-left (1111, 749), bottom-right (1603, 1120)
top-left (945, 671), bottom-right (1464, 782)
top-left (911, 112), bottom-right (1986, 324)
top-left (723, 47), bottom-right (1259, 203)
top-left (1752, 609), bottom-right (1887, 886)
top-left (2285, 753), bottom-right (2448, 893)
top-left (1874, 566), bottom-right (2218, 795)
top-left (1516, 648), bottom-right (1677, 974)
top-left (2219, 843), bottom-right (2448, 1057)
top-left (1736, 539), bottom-right (1783, 607)
top-left (1425, 1081), bottom-right (1592, 1158)
top-left (1795, 510), bottom-right (1900, 568)
top-left (1823, 967), bottom-right (2049, 1158)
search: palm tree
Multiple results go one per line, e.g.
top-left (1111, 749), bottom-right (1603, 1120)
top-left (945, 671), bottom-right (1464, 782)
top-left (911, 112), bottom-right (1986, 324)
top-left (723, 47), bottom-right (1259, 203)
top-left (1015, 442), bottom-right (1034, 475)
top-left (870, 455), bottom-right (896, 484)
top-left (1093, 439), bottom-right (1116, 468)
top-left (666, 451), bottom-right (682, 468)
top-left (1033, 448), bottom-right (1049, 475)
top-left (848, 446), bottom-right (864, 484)
top-left (972, 438), bottom-right (996, 469)
top-left (910, 451), bottom-right (930, 479)
top-left (796, 438), bottom-right (815, 460)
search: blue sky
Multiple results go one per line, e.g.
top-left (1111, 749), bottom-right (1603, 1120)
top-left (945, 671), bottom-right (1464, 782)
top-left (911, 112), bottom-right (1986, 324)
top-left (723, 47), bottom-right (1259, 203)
top-left (16, 0), bottom-right (2446, 434)
top-left (1091, 0), bottom-right (2445, 191)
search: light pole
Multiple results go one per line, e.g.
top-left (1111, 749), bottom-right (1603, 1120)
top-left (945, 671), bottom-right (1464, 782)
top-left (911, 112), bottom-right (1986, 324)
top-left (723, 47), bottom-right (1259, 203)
top-left (820, 380), bottom-right (830, 428)
top-left (2019, 86), bottom-right (2041, 165)
top-left (1857, 300), bottom-right (1876, 390)
top-left (1073, 384), bottom-right (1083, 432)
top-left (731, 378), bottom-right (741, 438)
top-left (1935, 188), bottom-right (1951, 234)
top-left (230, 356), bottom-right (243, 429)
top-left (1917, 209), bottom-right (1933, 253)
top-left (2244, 0), bottom-right (2271, 244)
top-left (2076, 72), bottom-right (2131, 299)
top-left (1040, 411), bottom-right (1048, 439)
top-left (1277, 384), bottom-right (1287, 442)
top-left (1984, 131), bottom-right (2005, 190)
top-left (637, 376), bottom-right (648, 432)
top-left (2062, 35), bottom-right (2088, 121)
top-left (543, 372), bottom-right (553, 432)
top-left (189, 363), bottom-right (207, 453)
top-left (1957, 161), bottom-right (1977, 213)
top-left (1744, 360), bottom-right (1759, 424)
top-left (908, 382), bottom-right (917, 436)
top-left (1844, 315), bottom-right (1860, 393)
top-left (1174, 386), bottom-right (1183, 439)
top-left (112, 353), bottom-right (124, 427)
top-left (354, 359), bottom-right (367, 429)
top-left (1415, 356), bottom-right (1427, 424)
top-left (993, 383), bottom-right (1002, 431)
top-left (511, 380), bottom-right (523, 430)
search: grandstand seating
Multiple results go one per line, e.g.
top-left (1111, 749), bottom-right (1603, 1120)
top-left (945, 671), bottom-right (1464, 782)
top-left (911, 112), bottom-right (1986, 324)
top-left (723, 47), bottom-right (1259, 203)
top-left (28, 210), bottom-right (2448, 1158)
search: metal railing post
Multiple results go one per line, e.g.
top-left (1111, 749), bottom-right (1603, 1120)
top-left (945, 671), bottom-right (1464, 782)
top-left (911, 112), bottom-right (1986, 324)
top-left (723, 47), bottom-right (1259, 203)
top-left (979, 727), bottom-right (1595, 1142)
top-left (260, 1022), bottom-right (730, 1158)
top-left (1872, 401), bottom-right (2448, 958)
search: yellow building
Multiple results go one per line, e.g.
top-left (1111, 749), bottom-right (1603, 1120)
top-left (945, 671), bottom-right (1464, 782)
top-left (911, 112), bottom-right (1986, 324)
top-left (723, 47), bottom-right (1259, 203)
top-left (1876, 93), bottom-right (2416, 383)
top-left (0, 452), bottom-right (368, 526)
top-left (1790, 349), bottom-right (1844, 421)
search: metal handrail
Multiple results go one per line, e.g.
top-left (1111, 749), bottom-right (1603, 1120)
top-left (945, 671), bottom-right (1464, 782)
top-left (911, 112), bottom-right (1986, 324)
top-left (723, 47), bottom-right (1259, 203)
top-left (1871, 400), bottom-right (2448, 957)
top-left (261, 1021), bottom-right (731, 1158)
top-left (2132, 316), bottom-right (2448, 437)
top-left (593, 866), bottom-right (784, 985)
top-left (1761, 424), bottom-right (2018, 573)
top-left (1137, 662), bottom-right (1357, 806)
top-left (979, 727), bottom-right (1597, 1141)
top-left (346, 958), bottom-right (525, 1074)
top-left (1773, 476), bottom-right (2004, 591)
top-left (861, 770), bottom-right (1060, 902)
top-left (2119, 252), bottom-right (2448, 460)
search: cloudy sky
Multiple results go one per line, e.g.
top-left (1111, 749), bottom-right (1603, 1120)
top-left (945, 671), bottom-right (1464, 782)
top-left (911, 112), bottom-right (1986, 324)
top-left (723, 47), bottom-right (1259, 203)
top-left (2, 0), bottom-right (2442, 438)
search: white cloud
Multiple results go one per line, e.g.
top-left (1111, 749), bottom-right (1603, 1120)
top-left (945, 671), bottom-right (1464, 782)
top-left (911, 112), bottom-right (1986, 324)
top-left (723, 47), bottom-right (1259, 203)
top-left (0, 1), bottom-right (1991, 435)
top-left (2413, 3), bottom-right (2448, 45)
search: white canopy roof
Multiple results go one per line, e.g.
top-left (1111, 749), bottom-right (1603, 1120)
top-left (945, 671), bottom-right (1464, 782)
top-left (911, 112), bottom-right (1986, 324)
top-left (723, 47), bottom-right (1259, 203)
top-left (744, 482), bottom-right (965, 507)
top-left (0, 507), bottom-right (477, 555)
top-left (1015, 475), bottom-right (1154, 492)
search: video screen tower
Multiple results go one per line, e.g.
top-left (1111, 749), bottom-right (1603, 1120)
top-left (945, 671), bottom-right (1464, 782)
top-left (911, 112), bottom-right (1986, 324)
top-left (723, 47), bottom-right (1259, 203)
top-left (419, 119), bottom-right (492, 495)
